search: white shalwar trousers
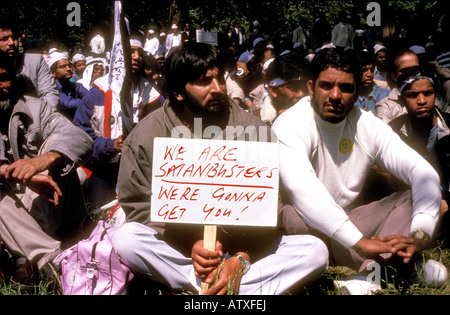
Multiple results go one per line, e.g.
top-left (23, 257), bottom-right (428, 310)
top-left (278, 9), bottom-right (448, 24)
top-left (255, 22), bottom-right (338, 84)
top-left (111, 222), bottom-right (328, 295)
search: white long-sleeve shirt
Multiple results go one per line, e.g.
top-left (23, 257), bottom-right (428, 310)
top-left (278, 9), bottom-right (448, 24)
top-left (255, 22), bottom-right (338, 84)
top-left (144, 37), bottom-right (160, 56)
top-left (89, 34), bottom-right (106, 54)
top-left (272, 97), bottom-right (441, 248)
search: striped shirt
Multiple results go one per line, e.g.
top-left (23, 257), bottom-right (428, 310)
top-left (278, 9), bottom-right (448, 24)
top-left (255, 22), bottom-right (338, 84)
top-left (436, 51), bottom-right (450, 69)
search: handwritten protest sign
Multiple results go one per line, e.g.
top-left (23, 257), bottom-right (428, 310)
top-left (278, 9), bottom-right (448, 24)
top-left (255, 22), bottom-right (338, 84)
top-left (150, 137), bottom-right (279, 227)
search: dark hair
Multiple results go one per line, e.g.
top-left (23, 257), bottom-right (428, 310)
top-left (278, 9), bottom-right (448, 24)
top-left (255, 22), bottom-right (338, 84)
top-left (143, 54), bottom-right (157, 71)
top-left (310, 48), bottom-right (362, 89)
top-left (165, 42), bottom-right (222, 103)
top-left (0, 50), bottom-right (16, 76)
top-left (265, 51), bottom-right (310, 84)
top-left (356, 50), bottom-right (376, 68)
top-left (0, 18), bottom-right (19, 36)
top-left (50, 62), bottom-right (58, 74)
top-left (397, 66), bottom-right (435, 94)
top-left (387, 48), bottom-right (417, 76)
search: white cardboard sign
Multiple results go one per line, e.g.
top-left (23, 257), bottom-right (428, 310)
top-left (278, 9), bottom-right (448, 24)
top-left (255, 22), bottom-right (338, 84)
top-left (150, 137), bottom-right (279, 227)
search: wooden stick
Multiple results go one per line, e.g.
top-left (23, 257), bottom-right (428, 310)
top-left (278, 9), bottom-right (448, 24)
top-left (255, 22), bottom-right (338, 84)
top-left (200, 224), bottom-right (217, 295)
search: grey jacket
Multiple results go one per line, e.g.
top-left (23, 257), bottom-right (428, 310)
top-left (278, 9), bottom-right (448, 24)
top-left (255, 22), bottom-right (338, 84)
top-left (119, 98), bottom-right (274, 225)
top-left (0, 95), bottom-right (92, 176)
top-left (16, 53), bottom-right (60, 112)
top-left (375, 87), bottom-right (449, 124)
top-left (117, 98), bottom-right (279, 258)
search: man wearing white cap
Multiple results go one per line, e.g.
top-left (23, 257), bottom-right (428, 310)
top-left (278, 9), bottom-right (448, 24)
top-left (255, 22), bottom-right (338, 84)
top-left (77, 57), bottom-right (105, 90)
top-left (71, 53), bottom-right (86, 82)
top-left (0, 19), bottom-right (59, 112)
top-left (165, 24), bottom-right (182, 58)
top-left (144, 29), bottom-right (160, 56)
top-left (157, 32), bottom-right (167, 57)
top-left (49, 52), bottom-right (88, 121)
top-left (373, 44), bottom-right (389, 88)
top-left (73, 37), bottom-right (165, 211)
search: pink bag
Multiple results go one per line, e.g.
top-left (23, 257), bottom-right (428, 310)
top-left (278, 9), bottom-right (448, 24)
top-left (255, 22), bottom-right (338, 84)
top-left (53, 220), bottom-right (134, 295)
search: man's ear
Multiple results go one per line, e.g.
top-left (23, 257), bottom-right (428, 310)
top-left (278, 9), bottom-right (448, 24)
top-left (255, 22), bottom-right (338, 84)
top-left (307, 80), bottom-right (314, 99)
top-left (175, 93), bottom-right (185, 102)
top-left (268, 85), bottom-right (278, 98)
top-left (390, 72), bottom-right (397, 84)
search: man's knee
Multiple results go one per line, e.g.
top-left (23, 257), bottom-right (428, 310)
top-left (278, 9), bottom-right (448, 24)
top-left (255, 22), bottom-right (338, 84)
top-left (111, 222), bottom-right (142, 255)
top-left (305, 235), bottom-right (330, 270)
top-left (283, 234), bottom-right (329, 270)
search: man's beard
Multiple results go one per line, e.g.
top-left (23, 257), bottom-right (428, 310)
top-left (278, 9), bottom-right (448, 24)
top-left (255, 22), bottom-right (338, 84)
top-left (0, 98), bottom-right (12, 111)
top-left (184, 93), bottom-right (229, 119)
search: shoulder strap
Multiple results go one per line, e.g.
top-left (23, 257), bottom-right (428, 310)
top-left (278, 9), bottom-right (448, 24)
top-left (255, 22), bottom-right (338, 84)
top-left (91, 227), bottom-right (111, 263)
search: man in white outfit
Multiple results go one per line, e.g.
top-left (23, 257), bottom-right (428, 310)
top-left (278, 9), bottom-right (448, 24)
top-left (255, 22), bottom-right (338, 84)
top-left (165, 24), bottom-right (182, 58)
top-left (111, 42), bottom-right (329, 295)
top-left (89, 34), bottom-right (105, 55)
top-left (272, 48), bottom-right (446, 287)
top-left (144, 29), bottom-right (160, 56)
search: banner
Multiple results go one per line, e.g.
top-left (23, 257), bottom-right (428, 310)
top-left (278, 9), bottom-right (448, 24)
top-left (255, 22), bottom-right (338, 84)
top-left (109, 0), bottom-right (133, 139)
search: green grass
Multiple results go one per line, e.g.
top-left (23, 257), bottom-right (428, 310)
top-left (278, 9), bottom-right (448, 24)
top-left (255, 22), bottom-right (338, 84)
top-left (1, 244), bottom-right (449, 295)
top-left (0, 270), bottom-right (61, 295)
top-left (2, 209), bottom-right (449, 296)
top-left (305, 244), bottom-right (450, 295)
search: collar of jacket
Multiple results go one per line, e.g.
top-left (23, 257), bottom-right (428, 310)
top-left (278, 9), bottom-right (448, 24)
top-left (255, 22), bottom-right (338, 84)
top-left (8, 97), bottom-right (34, 161)
top-left (391, 107), bottom-right (450, 141)
top-left (388, 87), bottom-right (400, 101)
top-left (10, 96), bottom-right (33, 122)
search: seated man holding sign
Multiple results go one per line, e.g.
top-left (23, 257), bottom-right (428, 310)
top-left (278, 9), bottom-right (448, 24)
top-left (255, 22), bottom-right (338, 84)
top-left (111, 42), bottom-right (329, 295)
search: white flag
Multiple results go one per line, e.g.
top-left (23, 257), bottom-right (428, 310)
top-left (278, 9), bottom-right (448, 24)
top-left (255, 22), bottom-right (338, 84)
top-left (109, 0), bottom-right (133, 139)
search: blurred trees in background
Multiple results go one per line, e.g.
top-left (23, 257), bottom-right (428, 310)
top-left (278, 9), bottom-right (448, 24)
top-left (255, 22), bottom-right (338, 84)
top-left (0, 0), bottom-right (444, 52)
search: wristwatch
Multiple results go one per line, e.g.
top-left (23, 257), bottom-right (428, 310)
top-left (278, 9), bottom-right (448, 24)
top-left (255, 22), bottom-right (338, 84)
top-left (234, 254), bottom-right (251, 275)
top-left (410, 229), bottom-right (430, 241)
